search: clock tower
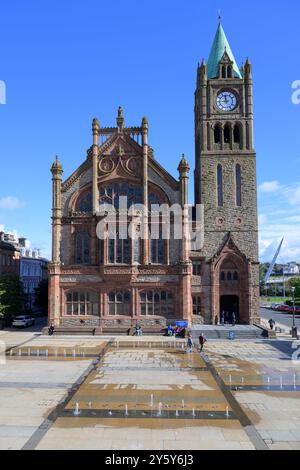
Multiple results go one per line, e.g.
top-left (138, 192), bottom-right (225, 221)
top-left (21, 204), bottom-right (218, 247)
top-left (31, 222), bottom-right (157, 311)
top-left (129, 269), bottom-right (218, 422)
top-left (194, 21), bottom-right (260, 325)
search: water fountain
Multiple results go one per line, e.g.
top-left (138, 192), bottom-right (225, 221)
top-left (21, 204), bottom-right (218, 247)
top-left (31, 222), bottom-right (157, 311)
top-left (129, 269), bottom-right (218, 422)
top-left (192, 408), bottom-right (196, 418)
top-left (267, 376), bottom-right (271, 386)
top-left (150, 394), bottom-right (154, 409)
top-left (18, 349), bottom-right (22, 357)
top-left (37, 349), bottom-right (40, 357)
top-left (280, 377), bottom-right (283, 389)
top-left (182, 400), bottom-right (185, 411)
top-left (157, 402), bottom-right (163, 417)
top-left (241, 377), bottom-right (245, 385)
top-left (175, 409), bottom-right (179, 418)
top-left (226, 406), bottom-right (230, 418)
top-left (46, 349), bottom-right (49, 357)
top-left (73, 402), bottom-right (81, 416)
top-left (125, 404), bottom-right (129, 416)
top-left (73, 349), bottom-right (76, 358)
top-left (294, 374), bottom-right (297, 389)
top-left (88, 402), bottom-right (92, 409)
top-left (108, 411), bottom-right (113, 416)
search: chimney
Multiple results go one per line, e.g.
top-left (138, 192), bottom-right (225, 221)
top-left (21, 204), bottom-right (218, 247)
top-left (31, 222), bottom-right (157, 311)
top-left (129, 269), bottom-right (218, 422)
top-left (18, 238), bottom-right (27, 248)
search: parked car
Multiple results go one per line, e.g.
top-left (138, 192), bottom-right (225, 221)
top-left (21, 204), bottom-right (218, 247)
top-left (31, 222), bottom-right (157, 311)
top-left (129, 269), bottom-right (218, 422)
top-left (287, 306), bottom-right (300, 314)
top-left (274, 304), bottom-right (290, 312)
top-left (270, 303), bottom-right (282, 310)
top-left (12, 315), bottom-right (35, 328)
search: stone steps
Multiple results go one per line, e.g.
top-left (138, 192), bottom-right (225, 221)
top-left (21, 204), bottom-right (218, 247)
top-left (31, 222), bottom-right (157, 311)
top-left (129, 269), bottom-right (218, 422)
top-left (192, 326), bottom-right (266, 340)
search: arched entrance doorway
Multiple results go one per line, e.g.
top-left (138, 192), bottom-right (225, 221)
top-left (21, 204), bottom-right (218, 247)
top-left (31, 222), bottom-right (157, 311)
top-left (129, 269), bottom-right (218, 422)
top-left (220, 295), bottom-right (239, 324)
top-left (211, 235), bottom-right (251, 325)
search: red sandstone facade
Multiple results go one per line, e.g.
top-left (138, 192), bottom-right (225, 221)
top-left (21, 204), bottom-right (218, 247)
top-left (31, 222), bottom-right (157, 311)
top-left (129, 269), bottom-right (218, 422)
top-left (48, 25), bottom-right (260, 330)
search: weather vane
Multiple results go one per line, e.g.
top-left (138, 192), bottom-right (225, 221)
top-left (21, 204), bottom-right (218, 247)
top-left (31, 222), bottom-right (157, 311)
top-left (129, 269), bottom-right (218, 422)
top-left (218, 10), bottom-right (222, 23)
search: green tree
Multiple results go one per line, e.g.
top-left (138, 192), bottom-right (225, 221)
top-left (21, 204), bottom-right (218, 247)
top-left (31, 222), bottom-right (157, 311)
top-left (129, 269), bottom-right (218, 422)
top-left (259, 263), bottom-right (270, 282)
top-left (0, 275), bottom-right (25, 325)
top-left (34, 279), bottom-right (48, 316)
top-left (289, 278), bottom-right (300, 298)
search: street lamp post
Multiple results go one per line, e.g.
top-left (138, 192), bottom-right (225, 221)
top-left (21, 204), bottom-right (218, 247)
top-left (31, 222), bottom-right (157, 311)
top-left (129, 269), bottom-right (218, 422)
top-left (291, 287), bottom-right (298, 339)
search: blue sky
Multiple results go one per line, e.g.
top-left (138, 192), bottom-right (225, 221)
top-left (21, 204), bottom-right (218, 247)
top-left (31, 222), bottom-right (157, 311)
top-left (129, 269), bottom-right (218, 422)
top-left (0, 0), bottom-right (299, 262)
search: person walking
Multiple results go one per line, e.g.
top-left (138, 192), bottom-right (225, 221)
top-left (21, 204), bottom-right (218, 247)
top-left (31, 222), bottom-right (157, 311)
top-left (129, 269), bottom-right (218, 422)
top-left (220, 311), bottom-right (225, 326)
top-left (187, 334), bottom-right (194, 353)
top-left (268, 319), bottom-right (275, 331)
top-left (199, 333), bottom-right (206, 352)
top-left (232, 312), bottom-right (236, 327)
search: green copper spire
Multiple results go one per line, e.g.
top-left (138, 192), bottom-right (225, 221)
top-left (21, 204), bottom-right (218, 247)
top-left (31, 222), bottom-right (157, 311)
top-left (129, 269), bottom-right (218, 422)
top-left (207, 23), bottom-right (242, 80)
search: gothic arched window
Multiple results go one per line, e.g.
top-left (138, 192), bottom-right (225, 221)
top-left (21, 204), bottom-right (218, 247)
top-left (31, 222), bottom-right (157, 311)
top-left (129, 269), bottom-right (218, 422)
top-left (151, 239), bottom-right (164, 264)
top-left (108, 235), bottom-right (130, 264)
top-left (234, 124), bottom-right (241, 144)
top-left (100, 182), bottom-right (164, 209)
top-left (108, 291), bottom-right (131, 316)
top-left (140, 291), bottom-right (173, 317)
top-left (235, 164), bottom-right (242, 207)
top-left (214, 124), bottom-right (222, 144)
top-left (227, 66), bottom-right (232, 78)
top-left (66, 291), bottom-right (99, 316)
top-left (233, 271), bottom-right (239, 281)
top-left (224, 124), bottom-right (231, 144)
top-left (217, 164), bottom-right (223, 207)
top-left (222, 66), bottom-right (226, 78)
top-left (220, 271), bottom-right (226, 282)
top-left (75, 232), bottom-right (91, 264)
top-left (76, 192), bottom-right (92, 213)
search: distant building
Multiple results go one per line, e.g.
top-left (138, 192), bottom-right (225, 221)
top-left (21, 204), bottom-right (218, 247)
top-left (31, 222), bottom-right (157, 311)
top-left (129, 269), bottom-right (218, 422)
top-left (0, 232), bottom-right (49, 310)
top-left (283, 262), bottom-right (300, 276)
top-left (18, 240), bottom-right (49, 310)
top-left (0, 232), bottom-right (20, 276)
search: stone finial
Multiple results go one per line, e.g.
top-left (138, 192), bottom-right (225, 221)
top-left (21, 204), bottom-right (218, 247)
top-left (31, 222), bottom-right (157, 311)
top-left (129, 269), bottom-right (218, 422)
top-left (142, 116), bottom-right (148, 128)
top-left (244, 57), bottom-right (252, 79)
top-left (117, 106), bottom-right (124, 131)
top-left (51, 156), bottom-right (63, 176)
top-left (178, 154), bottom-right (190, 175)
top-left (92, 117), bottom-right (100, 134)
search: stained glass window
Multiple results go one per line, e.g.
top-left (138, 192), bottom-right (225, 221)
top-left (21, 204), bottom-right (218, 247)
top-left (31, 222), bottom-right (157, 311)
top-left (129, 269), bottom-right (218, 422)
top-left (77, 193), bottom-right (92, 213)
top-left (217, 164), bottom-right (223, 207)
top-left (99, 182), bottom-right (163, 209)
top-left (151, 239), bottom-right (164, 264)
top-left (75, 232), bottom-right (91, 264)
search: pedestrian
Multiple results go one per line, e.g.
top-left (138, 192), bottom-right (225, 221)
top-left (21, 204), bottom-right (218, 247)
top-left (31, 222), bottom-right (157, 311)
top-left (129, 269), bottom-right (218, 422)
top-left (136, 325), bottom-right (142, 337)
top-left (187, 334), bottom-right (194, 353)
top-left (268, 319), bottom-right (275, 331)
top-left (232, 312), bottom-right (236, 327)
top-left (220, 311), bottom-right (225, 326)
top-left (48, 322), bottom-right (55, 336)
top-left (199, 333), bottom-right (206, 352)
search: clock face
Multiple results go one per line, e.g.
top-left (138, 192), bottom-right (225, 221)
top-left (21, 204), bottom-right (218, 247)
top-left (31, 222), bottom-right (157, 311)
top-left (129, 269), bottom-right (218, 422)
top-left (216, 91), bottom-right (237, 111)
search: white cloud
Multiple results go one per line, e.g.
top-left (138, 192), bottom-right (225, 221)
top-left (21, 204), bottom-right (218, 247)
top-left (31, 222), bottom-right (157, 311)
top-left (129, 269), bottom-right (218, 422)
top-left (0, 196), bottom-right (25, 210)
top-left (259, 181), bottom-right (281, 193)
top-left (287, 185), bottom-right (300, 205)
top-left (259, 181), bottom-right (300, 262)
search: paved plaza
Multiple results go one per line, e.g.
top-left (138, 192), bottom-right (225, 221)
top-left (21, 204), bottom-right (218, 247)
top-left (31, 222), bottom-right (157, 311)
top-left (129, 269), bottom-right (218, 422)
top-left (0, 333), bottom-right (300, 450)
